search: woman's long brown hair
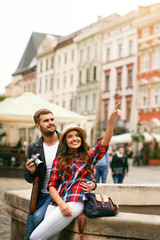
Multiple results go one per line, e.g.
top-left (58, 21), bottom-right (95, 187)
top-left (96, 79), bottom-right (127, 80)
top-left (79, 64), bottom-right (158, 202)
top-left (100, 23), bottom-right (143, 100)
top-left (58, 129), bottom-right (93, 176)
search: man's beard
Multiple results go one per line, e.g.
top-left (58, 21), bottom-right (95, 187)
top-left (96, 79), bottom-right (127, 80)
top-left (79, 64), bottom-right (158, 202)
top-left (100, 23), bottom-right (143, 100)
top-left (40, 126), bottom-right (55, 137)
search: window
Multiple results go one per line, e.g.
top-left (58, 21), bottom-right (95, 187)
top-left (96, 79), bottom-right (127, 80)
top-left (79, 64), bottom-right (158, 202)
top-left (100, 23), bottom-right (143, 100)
top-left (50, 77), bottom-right (53, 90)
top-left (126, 100), bottom-right (131, 121)
top-left (51, 57), bottom-right (54, 68)
top-left (87, 46), bottom-right (90, 60)
top-left (76, 97), bottom-right (81, 112)
top-left (93, 66), bottom-right (97, 81)
top-left (128, 70), bottom-right (133, 87)
top-left (58, 55), bottom-right (61, 66)
top-left (57, 78), bottom-right (60, 89)
top-left (118, 43), bottom-right (122, 58)
top-left (80, 50), bottom-right (83, 63)
top-left (128, 40), bottom-right (133, 55)
top-left (70, 99), bottom-right (73, 111)
top-left (79, 71), bottom-right (82, 85)
top-left (142, 28), bottom-right (149, 37)
top-left (153, 88), bottom-right (159, 106)
top-left (141, 53), bottom-right (149, 71)
top-left (86, 68), bottom-right (89, 82)
top-left (40, 61), bottom-right (43, 72)
top-left (117, 73), bottom-right (122, 89)
top-left (141, 90), bottom-right (147, 107)
top-left (45, 77), bottom-right (48, 91)
top-left (64, 53), bottom-right (67, 64)
top-left (104, 99), bottom-right (109, 120)
top-left (62, 101), bottom-right (65, 108)
top-left (46, 59), bottom-right (48, 70)
top-left (106, 47), bottom-right (110, 62)
top-left (154, 24), bottom-right (160, 34)
top-left (39, 79), bottom-right (42, 93)
top-left (105, 75), bottom-right (109, 91)
top-left (71, 50), bottom-right (74, 61)
top-left (153, 49), bottom-right (160, 69)
top-left (33, 83), bottom-right (35, 93)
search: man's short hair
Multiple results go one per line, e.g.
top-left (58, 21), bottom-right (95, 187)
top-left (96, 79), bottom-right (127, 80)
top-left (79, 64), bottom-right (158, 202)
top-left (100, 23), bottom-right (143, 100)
top-left (33, 109), bottom-right (53, 124)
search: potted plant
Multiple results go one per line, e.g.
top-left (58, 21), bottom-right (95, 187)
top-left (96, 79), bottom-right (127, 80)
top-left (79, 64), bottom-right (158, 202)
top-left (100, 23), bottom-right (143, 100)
top-left (149, 149), bottom-right (160, 165)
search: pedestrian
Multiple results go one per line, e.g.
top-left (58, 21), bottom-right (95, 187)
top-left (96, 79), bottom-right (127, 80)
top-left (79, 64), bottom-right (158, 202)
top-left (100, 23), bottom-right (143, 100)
top-left (126, 145), bottom-right (134, 166)
top-left (110, 145), bottom-right (128, 183)
top-left (95, 138), bottom-right (110, 183)
top-left (24, 109), bottom-right (96, 239)
top-left (30, 103), bottom-right (121, 240)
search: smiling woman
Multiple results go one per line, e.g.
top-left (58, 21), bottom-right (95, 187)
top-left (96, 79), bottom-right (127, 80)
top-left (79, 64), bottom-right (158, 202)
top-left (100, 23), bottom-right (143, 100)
top-left (65, 130), bottom-right (82, 152)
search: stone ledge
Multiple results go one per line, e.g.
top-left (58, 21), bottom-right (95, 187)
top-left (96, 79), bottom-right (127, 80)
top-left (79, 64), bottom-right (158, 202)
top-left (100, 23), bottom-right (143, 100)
top-left (5, 185), bottom-right (160, 240)
top-left (66, 212), bottom-right (160, 240)
top-left (94, 184), bottom-right (160, 205)
top-left (5, 189), bottom-right (31, 213)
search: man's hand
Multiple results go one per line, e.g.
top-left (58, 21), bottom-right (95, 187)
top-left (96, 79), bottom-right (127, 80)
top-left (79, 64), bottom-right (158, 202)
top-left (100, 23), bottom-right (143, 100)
top-left (25, 159), bottom-right (36, 175)
top-left (80, 181), bottom-right (95, 194)
top-left (59, 201), bottom-right (72, 217)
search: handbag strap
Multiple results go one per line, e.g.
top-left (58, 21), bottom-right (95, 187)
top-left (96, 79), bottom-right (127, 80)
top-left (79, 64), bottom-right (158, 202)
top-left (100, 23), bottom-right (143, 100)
top-left (100, 193), bottom-right (105, 208)
top-left (78, 211), bottom-right (86, 240)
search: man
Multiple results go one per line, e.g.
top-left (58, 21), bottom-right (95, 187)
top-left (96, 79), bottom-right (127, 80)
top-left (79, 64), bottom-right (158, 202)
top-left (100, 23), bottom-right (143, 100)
top-left (24, 108), bottom-right (96, 239)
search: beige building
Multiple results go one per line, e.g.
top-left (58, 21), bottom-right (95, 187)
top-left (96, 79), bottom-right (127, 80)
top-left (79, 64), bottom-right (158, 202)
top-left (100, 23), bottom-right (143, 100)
top-left (134, 3), bottom-right (160, 134)
top-left (53, 33), bottom-right (77, 111)
top-left (36, 35), bottom-right (59, 102)
top-left (101, 11), bottom-right (139, 135)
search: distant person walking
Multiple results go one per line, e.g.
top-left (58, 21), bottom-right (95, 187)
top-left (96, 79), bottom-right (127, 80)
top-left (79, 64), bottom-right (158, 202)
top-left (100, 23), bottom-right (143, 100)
top-left (95, 150), bottom-right (110, 183)
top-left (110, 146), bottom-right (128, 183)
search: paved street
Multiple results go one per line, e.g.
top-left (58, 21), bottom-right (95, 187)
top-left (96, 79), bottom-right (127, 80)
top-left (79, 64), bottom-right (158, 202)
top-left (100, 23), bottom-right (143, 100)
top-left (0, 164), bottom-right (160, 239)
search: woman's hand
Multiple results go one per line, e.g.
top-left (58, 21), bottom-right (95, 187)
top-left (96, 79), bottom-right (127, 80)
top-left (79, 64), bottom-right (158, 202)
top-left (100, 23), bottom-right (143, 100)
top-left (101, 103), bottom-right (121, 146)
top-left (59, 201), bottom-right (72, 217)
top-left (80, 181), bottom-right (95, 194)
top-left (109, 102), bottom-right (121, 123)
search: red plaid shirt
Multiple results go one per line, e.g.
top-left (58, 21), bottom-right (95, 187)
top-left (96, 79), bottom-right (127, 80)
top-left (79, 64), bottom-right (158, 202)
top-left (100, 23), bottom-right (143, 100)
top-left (47, 141), bottom-right (108, 205)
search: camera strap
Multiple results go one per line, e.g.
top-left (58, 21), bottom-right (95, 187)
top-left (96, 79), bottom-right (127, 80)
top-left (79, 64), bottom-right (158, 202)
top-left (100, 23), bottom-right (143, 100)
top-left (29, 176), bottom-right (39, 215)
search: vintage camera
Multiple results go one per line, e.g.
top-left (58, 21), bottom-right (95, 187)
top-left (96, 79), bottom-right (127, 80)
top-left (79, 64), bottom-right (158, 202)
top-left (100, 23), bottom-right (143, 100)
top-left (29, 153), bottom-right (43, 168)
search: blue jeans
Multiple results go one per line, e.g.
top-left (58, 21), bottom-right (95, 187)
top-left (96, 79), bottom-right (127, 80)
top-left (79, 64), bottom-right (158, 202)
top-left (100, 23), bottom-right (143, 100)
top-left (24, 193), bottom-right (51, 240)
top-left (96, 166), bottom-right (107, 183)
top-left (112, 173), bottom-right (125, 183)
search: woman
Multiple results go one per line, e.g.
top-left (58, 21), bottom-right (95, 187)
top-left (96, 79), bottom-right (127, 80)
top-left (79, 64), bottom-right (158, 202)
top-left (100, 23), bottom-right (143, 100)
top-left (110, 145), bottom-right (128, 184)
top-left (30, 103), bottom-right (121, 240)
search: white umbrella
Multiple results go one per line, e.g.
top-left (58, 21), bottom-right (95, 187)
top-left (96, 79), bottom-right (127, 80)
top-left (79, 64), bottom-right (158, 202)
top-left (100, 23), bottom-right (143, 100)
top-left (110, 132), bottom-right (156, 145)
top-left (110, 133), bottom-right (132, 144)
top-left (152, 133), bottom-right (160, 142)
top-left (142, 132), bottom-right (154, 143)
top-left (0, 92), bottom-right (86, 145)
top-left (0, 92), bottom-right (85, 124)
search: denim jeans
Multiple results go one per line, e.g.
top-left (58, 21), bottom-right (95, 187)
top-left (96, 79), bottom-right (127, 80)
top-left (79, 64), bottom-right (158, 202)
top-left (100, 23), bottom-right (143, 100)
top-left (96, 166), bottom-right (107, 183)
top-left (24, 193), bottom-right (51, 240)
top-left (112, 173), bottom-right (125, 183)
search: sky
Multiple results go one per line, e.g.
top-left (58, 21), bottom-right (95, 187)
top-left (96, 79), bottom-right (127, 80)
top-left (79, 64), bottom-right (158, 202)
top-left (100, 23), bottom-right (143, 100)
top-left (0, 0), bottom-right (160, 95)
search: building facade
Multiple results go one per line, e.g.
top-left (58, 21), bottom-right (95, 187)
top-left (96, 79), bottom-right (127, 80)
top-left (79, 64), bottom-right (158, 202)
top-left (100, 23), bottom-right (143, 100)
top-left (135, 3), bottom-right (160, 134)
top-left (101, 11), bottom-right (138, 135)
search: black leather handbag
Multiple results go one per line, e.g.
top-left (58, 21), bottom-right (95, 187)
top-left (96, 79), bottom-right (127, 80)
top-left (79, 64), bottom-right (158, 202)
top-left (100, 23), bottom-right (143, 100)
top-left (84, 193), bottom-right (118, 218)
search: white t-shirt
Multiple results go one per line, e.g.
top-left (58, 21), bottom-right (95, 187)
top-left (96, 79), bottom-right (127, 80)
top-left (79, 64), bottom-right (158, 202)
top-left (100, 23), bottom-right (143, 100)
top-left (41, 140), bottom-right (59, 193)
